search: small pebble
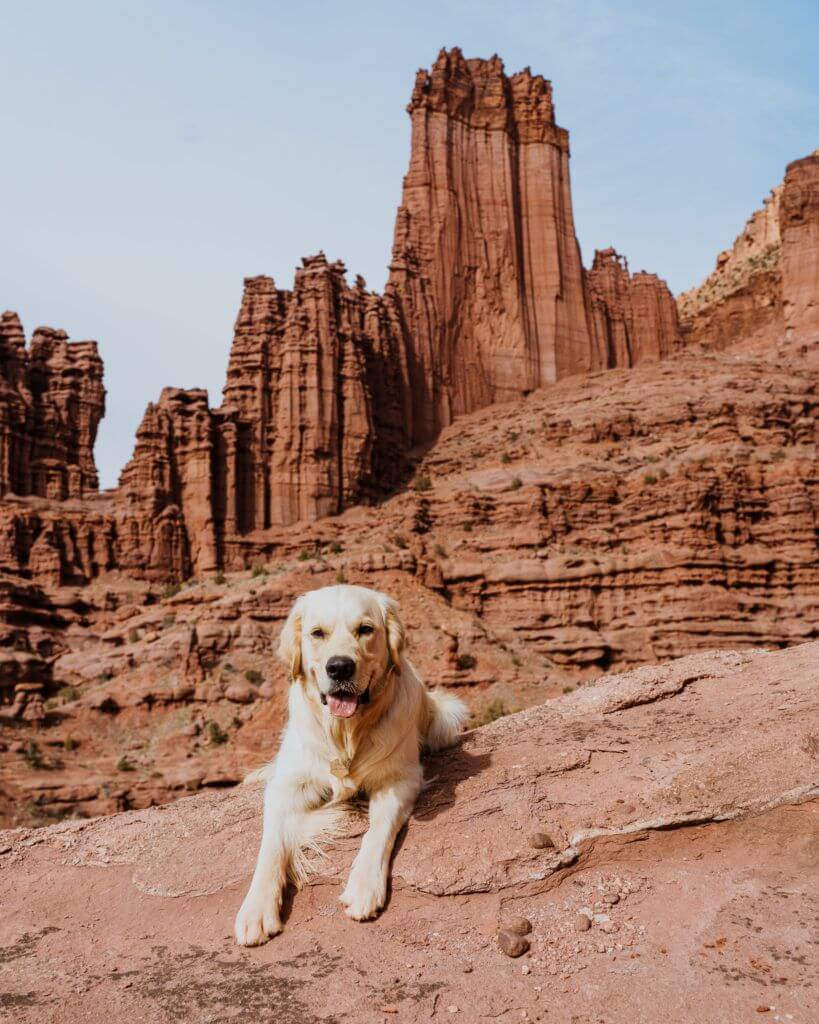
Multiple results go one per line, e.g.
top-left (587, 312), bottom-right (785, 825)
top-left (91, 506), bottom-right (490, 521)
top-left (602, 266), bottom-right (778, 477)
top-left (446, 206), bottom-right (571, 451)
top-left (603, 893), bottom-right (620, 905)
top-left (447, 1007), bottom-right (459, 1015)
top-left (755, 1008), bottom-right (770, 1015)
top-left (462, 964), bottom-right (473, 974)
top-left (573, 914), bottom-right (592, 932)
top-left (505, 916), bottom-right (532, 936)
top-left (498, 930), bottom-right (530, 958)
top-left (528, 832), bottom-right (555, 849)
top-left (382, 1008), bottom-right (398, 1015)
top-left (521, 965), bottom-right (531, 975)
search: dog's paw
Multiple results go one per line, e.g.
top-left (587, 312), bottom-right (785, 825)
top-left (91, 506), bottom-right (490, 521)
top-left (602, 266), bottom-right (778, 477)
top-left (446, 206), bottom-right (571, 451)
top-left (234, 891), bottom-right (282, 946)
top-left (339, 868), bottom-right (386, 921)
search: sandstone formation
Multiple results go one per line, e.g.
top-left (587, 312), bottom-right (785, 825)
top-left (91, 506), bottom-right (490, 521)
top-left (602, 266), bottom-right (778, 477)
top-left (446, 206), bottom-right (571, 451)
top-left (1, 330), bottom-right (815, 826)
top-left (0, 313), bottom-right (104, 500)
top-left (586, 248), bottom-right (682, 367)
top-left (780, 152), bottom-right (819, 337)
top-left (386, 48), bottom-right (593, 439)
top-left (677, 150), bottom-right (819, 348)
top-left (677, 185), bottom-right (783, 350)
top-left (108, 49), bottom-right (681, 547)
top-left (1, 641), bottom-right (816, 1023)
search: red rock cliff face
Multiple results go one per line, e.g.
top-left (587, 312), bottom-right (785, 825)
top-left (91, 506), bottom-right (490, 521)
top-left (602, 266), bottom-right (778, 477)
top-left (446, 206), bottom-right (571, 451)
top-left (386, 48), bottom-right (592, 442)
top-left (586, 249), bottom-right (682, 369)
top-left (117, 388), bottom-right (216, 579)
top-left (780, 153), bottom-right (819, 337)
top-left (0, 313), bottom-right (104, 500)
top-left (0, 48), bottom-right (693, 580)
top-left (216, 256), bottom-right (411, 535)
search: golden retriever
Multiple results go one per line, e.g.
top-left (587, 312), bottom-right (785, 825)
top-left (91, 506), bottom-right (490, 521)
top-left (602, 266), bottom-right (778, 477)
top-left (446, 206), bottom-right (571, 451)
top-left (234, 584), bottom-right (468, 946)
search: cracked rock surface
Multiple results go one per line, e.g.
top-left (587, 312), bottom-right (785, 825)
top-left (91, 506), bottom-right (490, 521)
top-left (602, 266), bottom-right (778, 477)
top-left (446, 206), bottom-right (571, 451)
top-left (1, 641), bottom-right (817, 1022)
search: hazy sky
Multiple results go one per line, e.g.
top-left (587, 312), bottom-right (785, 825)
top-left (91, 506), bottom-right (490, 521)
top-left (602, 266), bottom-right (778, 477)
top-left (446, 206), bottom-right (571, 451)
top-left (2, 1), bottom-right (817, 488)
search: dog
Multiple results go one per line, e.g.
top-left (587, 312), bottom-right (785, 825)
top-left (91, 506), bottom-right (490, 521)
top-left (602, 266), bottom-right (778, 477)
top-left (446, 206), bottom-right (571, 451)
top-left (234, 584), bottom-right (468, 946)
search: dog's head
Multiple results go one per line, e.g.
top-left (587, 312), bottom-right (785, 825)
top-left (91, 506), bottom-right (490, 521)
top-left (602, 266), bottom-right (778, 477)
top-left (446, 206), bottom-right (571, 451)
top-left (278, 585), bottom-right (405, 718)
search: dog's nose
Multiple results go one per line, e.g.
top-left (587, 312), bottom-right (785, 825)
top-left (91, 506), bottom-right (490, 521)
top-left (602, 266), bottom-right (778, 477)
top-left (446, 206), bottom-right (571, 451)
top-left (326, 655), bottom-right (356, 683)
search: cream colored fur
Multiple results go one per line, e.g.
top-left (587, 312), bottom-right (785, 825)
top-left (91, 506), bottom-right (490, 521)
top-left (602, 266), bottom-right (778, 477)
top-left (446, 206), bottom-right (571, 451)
top-left (234, 584), bottom-right (468, 946)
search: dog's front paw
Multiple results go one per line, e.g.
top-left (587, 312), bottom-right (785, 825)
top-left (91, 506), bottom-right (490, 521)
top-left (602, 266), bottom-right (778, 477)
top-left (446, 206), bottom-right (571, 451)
top-left (234, 890), bottom-right (282, 946)
top-left (339, 867), bottom-right (386, 921)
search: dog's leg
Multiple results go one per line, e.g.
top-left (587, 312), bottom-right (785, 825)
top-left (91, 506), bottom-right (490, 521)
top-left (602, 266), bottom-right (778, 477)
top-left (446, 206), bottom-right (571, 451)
top-left (340, 775), bottom-right (421, 921)
top-left (235, 779), bottom-right (312, 946)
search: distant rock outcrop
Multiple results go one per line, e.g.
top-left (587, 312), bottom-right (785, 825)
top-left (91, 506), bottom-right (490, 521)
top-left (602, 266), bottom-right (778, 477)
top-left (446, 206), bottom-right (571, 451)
top-left (780, 152), bottom-right (819, 337)
top-left (677, 149), bottom-right (819, 348)
top-left (586, 248), bottom-right (682, 368)
top-left (0, 312), bottom-right (104, 500)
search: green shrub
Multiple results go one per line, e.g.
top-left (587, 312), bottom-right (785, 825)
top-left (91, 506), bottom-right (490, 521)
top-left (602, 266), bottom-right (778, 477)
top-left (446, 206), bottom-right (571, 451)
top-left (433, 544), bottom-right (447, 558)
top-left (63, 736), bottom-right (77, 752)
top-left (214, 571), bottom-right (226, 585)
top-left (116, 756), bottom-right (136, 772)
top-left (245, 669), bottom-right (263, 685)
top-left (162, 613), bottom-right (176, 629)
top-left (413, 475), bottom-right (432, 493)
top-left (297, 549), bottom-right (310, 562)
top-left (161, 583), bottom-right (182, 600)
top-left (500, 452), bottom-right (511, 465)
top-left (456, 653), bottom-right (477, 671)
top-left (58, 685), bottom-right (80, 702)
top-left (329, 542), bottom-right (342, 554)
top-left (23, 741), bottom-right (45, 769)
top-left (251, 563), bottom-right (266, 577)
top-left (335, 569), bottom-right (346, 584)
top-left (207, 721), bottom-right (228, 746)
top-left (392, 534), bottom-right (408, 549)
top-left (127, 628), bottom-right (140, 644)
top-left (643, 473), bottom-right (658, 486)
top-left (509, 476), bottom-right (522, 491)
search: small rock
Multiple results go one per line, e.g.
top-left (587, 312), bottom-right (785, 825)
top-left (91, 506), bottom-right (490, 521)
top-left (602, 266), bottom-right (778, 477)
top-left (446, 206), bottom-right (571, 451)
top-left (573, 914), bottom-right (592, 932)
top-left (521, 964), bottom-right (531, 975)
top-left (505, 916), bottom-right (532, 936)
top-left (447, 1007), bottom-right (459, 1014)
top-left (603, 892), bottom-right (620, 905)
top-left (498, 930), bottom-right (530, 958)
top-left (755, 1008), bottom-right (770, 1015)
top-left (382, 1008), bottom-right (398, 1015)
top-left (462, 964), bottom-right (473, 973)
top-left (528, 832), bottom-right (555, 849)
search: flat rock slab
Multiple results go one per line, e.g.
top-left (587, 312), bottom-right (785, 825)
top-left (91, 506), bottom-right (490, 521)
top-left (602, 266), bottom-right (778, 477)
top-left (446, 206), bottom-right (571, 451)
top-left (1, 643), bottom-right (817, 1023)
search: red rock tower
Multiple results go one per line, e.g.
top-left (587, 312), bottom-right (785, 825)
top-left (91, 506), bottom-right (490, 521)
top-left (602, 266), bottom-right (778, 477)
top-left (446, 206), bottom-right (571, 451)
top-left (780, 153), bottom-right (819, 337)
top-left (387, 48), bottom-right (592, 442)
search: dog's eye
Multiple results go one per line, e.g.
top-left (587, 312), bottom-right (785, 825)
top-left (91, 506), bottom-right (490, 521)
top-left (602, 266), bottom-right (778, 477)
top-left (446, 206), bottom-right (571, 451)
top-left (310, 628), bottom-right (325, 640)
top-left (357, 624), bottom-right (374, 636)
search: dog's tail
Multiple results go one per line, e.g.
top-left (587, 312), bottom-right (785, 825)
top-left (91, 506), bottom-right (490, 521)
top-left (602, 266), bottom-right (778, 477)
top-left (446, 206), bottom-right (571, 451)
top-left (423, 688), bottom-right (469, 752)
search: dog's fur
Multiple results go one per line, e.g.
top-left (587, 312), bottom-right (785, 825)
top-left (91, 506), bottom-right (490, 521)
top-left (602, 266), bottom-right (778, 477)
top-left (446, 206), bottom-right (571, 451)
top-left (234, 584), bottom-right (468, 946)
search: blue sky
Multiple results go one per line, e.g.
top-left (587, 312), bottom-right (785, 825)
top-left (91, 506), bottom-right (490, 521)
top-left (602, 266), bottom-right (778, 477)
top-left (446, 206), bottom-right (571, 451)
top-left (2, 1), bottom-right (817, 488)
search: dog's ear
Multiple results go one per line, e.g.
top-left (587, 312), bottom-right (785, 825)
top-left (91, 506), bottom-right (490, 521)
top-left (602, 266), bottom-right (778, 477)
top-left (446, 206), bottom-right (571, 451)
top-left (278, 598), bottom-right (304, 681)
top-left (378, 593), bottom-right (405, 668)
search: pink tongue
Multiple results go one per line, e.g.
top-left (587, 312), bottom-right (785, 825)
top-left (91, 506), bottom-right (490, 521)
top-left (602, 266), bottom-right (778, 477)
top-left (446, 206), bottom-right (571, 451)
top-left (327, 693), bottom-right (358, 718)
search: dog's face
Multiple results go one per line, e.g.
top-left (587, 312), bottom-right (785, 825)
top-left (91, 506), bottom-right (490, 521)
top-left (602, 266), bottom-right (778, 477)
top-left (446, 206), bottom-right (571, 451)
top-left (278, 585), bottom-right (405, 718)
